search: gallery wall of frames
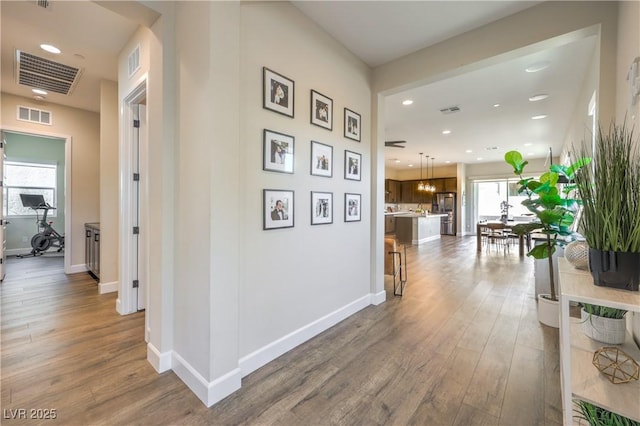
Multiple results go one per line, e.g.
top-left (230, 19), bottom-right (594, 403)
top-left (261, 66), bottom-right (363, 231)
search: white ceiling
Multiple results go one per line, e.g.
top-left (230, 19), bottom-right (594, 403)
top-left (1, 1), bottom-right (597, 169)
top-left (294, 1), bottom-right (597, 168)
top-left (1, 0), bottom-right (139, 113)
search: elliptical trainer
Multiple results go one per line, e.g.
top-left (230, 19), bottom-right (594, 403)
top-left (17, 194), bottom-right (65, 257)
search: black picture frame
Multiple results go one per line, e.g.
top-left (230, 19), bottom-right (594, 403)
top-left (310, 90), bottom-right (333, 130)
top-left (310, 141), bottom-right (333, 177)
top-left (263, 189), bottom-right (294, 230)
top-left (263, 67), bottom-right (294, 118)
top-left (344, 108), bottom-right (361, 142)
top-left (311, 191), bottom-right (333, 225)
top-left (344, 193), bottom-right (361, 222)
top-left (263, 129), bottom-right (294, 174)
top-left (344, 150), bottom-right (361, 181)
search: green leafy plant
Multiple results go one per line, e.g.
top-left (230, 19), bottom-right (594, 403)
top-left (574, 400), bottom-right (640, 426)
top-left (582, 303), bottom-right (627, 319)
top-left (573, 123), bottom-right (640, 253)
top-left (504, 151), bottom-right (591, 301)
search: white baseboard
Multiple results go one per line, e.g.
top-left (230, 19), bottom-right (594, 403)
top-left (116, 298), bottom-right (124, 315)
top-left (414, 234), bottom-right (441, 244)
top-left (370, 290), bottom-right (386, 305)
top-left (69, 263), bottom-right (88, 274)
top-left (147, 343), bottom-right (172, 373)
top-left (239, 293), bottom-right (371, 377)
top-left (172, 351), bottom-right (241, 407)
top-left (98, 280), bottom-right (118, 294)
top-left (6, 248), bottom-right (31, 256)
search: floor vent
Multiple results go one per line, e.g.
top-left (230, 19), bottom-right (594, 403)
top-left (439, 105), bottom-right (461, 114)
top-left (15, 50), bottom-right (82, 95)
top-left (17, 105), bottom-right (52, 125)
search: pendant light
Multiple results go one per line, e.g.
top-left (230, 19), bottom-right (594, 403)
top-left (429, 157), bottom-right (436, 192)
top-left (417, 152), bottom-right (425, 191)
top-left (425, 155), bottom-right (435, 192)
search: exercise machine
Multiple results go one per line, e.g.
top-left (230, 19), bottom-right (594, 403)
top-left (17, 194), bottom-right (65, 257)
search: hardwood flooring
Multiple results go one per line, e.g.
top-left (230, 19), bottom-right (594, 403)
top-left (1, 237), bottom-right (561, 425)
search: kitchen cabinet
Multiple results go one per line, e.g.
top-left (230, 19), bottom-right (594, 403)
top-left (385, 179), bottom-right (400, 203)
top-left (85, 223), bottom-right (100, 281)
top-left (384, 215), bottom-right (396, 234)
top-left (443, 177), bottom-right (457, 192)
top-left (558, 257), bottom-right (640, 424)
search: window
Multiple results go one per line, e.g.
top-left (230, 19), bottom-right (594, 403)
top-left (475, 177), bottom-right (539, 220)
top-left (4, 161), bottom-right (57, 217)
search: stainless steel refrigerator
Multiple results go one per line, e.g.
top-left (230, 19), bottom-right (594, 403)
top-left (433, 192), bottom-right (456, 235)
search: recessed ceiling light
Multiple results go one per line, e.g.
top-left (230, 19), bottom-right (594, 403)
top-left (33, 95), bottom-right (45, 101)
top-left (445, 160), bottom-right (451, 164)
top-left (408, 164), bottom-right (414, 167)
top-left (402, 100), bottom-right (413, 106)
top-left (442, 130), bottom-right (451, 135)
top-left (527, 152), bottom-right (534, 156)
top-left (477, 157), bottom-right (483, 161)
top-left (465, 149), bottom-right (472, 153)
top-left (40, 44), bottom-right (61, 54)
top-left (529, 94), bottom-right (549, 102)
top-left (394, 159), bottom-right (401, 163)
top-left (493, 103), bottom-right (501, 108)
top-left (525, 61), bottom-right (550, 73)
top-left (532, 115), bottom-right (548, 120)
top-left (524, 143), bottom-right (533, 147)
top-left (32, 88), bottom-right (48, 95)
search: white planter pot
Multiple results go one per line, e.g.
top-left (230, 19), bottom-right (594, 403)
top-left (581, 308), bottom-right (626, 344)
top-left (537, 294), bottom-right (559, 328)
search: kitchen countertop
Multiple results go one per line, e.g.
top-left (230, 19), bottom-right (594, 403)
top-left (391, 213), bottom-right (447, 218)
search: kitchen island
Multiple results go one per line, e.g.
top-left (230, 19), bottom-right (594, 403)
top-left (395, 213), bottom-right (447, 244)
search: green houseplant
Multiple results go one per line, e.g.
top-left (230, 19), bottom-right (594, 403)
top-left (504, 151), bottom-right (591, 326)
top-left (574, 400), bottom-right (640, 426)
top-left (573, 122), bottom-right (640, 291)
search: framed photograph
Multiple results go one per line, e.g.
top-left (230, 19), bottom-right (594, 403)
top-left (263, 189), bottom-right (294, 230)
top-left (344, 193), bottom-right (361, 222)
top-left (344, 108), bottom-right (361, 142)
top-left (311, 191), bottom-right (333, 225)
top-left (310, 141), bottom-right (333, 177)
top-left (344, 150), bottom-right (362, 181)
top-left (263, 129), bottom-right (294, 174)
top-left (310, 90), bottom-right (333, 130)
top-left (263, 67), bottom-right (294, 118)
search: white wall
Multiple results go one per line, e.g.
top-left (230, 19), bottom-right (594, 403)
top-left (616, 0), bottom-right (640, 126)
top-left (239, 1), bottom-right (372, 359)
top-left (99, 80), bottom-right (119, 288)
top-left (1, 93), bottom-right (99, 270)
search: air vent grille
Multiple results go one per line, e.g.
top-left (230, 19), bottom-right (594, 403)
top-left (439, 105), bottom-right (461, 114)
top-left (128, 45), bottom-right (141, 78)
top-left (17, 105), bottom-right (52, 125)
top-left (16, 50), bottom-right (82, 95)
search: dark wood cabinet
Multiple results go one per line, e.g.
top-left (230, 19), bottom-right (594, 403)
top-left (444, 177), bottom-right (457, 192)
top-left (85, 223), bottom-right (100, 281)
top-left (385, 179), bottom-right (401, 203)
top-left (393, 177), bottom-right (458, 202)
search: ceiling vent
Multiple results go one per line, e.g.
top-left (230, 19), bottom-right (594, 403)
top-left (15, 50), bottom-right (83, 95)
top-left (439, 105), bottom-right (461, 114)
top-left (36, 0), bottom-right (51, 9)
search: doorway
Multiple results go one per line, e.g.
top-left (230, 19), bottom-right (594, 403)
top-left (0, 129), bottom-right (71, 276)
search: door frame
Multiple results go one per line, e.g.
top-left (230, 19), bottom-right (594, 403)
top-left (0, 126), bottom-right (72, 274)
top-left (118, 79), bottom-right (148, 316)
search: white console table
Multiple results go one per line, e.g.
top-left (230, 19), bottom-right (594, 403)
top-left (558, 257), bottom-right (640, 425)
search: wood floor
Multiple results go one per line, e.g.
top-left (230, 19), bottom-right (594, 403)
top-left (1, 237), bottom-right (562, 425)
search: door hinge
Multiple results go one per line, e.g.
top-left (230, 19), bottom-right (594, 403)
top-left (133, 120), bottom-right (140, 128)
top-left (133, 173), bottom-right (140, 181)
top-left (0, 142), bottom-right (4, 148)
top-left (0, 258), bottom-right (3, 264)
top-left (133, 280), bottom-right (139, 288)
top-left (133, 226), bottom-right (139, 235)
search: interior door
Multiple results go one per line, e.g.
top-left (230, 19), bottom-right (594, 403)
top-left (0, 131), bottom-right (6, 281)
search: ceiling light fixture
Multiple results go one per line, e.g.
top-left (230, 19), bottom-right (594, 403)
top-left (493, 103), bottom-right (501, 108)
top-left (524, 143), bottom-right (533, 147)
top-left (529, 94), bottom-right (549, 102)
top-left (402, 99), bottom-right (413, 106)
top-left (525, 61), bottom-right (550, 73)
top-left (32, 88), bottom-right (48, 95)
top-left (394, 159), bottom-right (401, 163)
top-left (442, 130), bottom-right (451, 135)
top-left (477, 157), bottom-right (483, 161)
top-left (532, 115), bottom-right (548, 120)
top-left (465, 149), bottom-right (472, 153)
top-left (445, 160), bottom-right (451, 164)
top-left (417, 153), bottom-right (425, 191)
top-left (33, 95), bottom-right (45, 101)
top-left (40, 44), bottom-right (61, 54)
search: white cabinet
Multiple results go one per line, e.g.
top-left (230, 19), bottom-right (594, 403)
top-left (558, 257), bottom-right (640, 424)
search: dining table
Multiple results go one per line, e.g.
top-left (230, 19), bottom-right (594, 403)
top-left (476, 220), bottom-right (534, 256)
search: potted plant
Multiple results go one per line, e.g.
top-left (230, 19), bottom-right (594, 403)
top-left (573, 122), bottom-right (640, 291)
top-left (504, 151), bottom-right (591, 327)
top-left (574, 400), bottom-right (640, 426)
top-left (581, 303), bottom-right (627, 344)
